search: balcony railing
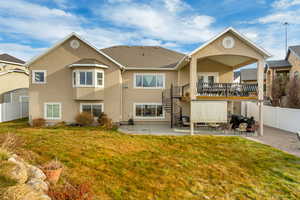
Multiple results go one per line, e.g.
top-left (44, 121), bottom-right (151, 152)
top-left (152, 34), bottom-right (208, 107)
top-left (197, 82), bottom-right (258, 97)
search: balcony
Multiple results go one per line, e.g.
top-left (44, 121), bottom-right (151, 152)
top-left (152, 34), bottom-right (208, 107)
top-left (197, 82), bottom-right (258, 101)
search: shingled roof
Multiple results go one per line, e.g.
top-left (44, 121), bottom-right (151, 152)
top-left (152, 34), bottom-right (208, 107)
top-left (101, 46), bottom-right (185, 69)
top-left (0, 53), bottom-right (25, 64)
top-left (266, 60), bottom-right (291, 68)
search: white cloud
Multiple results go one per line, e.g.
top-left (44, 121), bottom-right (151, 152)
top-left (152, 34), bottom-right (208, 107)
top-left (163, 0), bottom-right (190, 12)
top-left (99, 1), bottom-right (217, 44)
top-left (258, 10), bottom-right (300, 24)
top-left (0, 43), bottom-right (46, 61)
top-left (272, 0), bottom-right (300, 9)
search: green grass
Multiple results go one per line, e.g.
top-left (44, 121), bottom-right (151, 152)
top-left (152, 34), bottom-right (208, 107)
top-left (0, 119), bottom-right (300, 199)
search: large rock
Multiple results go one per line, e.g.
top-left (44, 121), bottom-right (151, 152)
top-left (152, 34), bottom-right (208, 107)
top-left (2, 184), bottom-right (46, 200)
top-left (27, 178), bottom-right (49, 192)
top-left (26, 164), bottom-right (46, 180)
top-left (6, 160), bottom-right (28, 184)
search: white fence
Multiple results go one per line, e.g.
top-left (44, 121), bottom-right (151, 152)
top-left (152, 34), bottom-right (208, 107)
top-left (242, 102), bottom-right (300, 133)
top-left (0, 102), bottom-right (28, 123)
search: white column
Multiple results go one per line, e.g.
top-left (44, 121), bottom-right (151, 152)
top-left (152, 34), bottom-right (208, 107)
top-left (190, 57), bottom-right (197, 135)
top-left (257, 59), bottom-right (265, 136)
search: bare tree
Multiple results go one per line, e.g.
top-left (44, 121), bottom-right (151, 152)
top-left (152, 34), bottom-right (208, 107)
top-left (271, 76), bottom-right (287, 107)
top-left (286, 77), bottom-right (300, 109)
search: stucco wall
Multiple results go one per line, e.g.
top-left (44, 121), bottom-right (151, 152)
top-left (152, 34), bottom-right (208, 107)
top-left (121, 70), bottom-right (177, 122)
top-left (29, 36), bottom-right (122, 124)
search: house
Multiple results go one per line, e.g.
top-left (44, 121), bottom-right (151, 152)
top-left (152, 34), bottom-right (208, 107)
top-left (26, 27), bottom-right (271, 135)
top-left (266, 45), bottom-right (300, 97)
top-left (0, 54), bottom-right (29, 103)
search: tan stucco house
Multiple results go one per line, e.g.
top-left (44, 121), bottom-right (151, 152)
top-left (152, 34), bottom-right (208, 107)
top-left (0, 54), bottom-right (29, 103)
top-left (266, 45), bottom-right (300, 97)
top-left (26, 27), bottom-right (271, 135)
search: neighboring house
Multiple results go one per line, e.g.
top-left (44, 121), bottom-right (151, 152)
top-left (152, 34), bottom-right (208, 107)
top-left (0, 54), bottom-right (29, 103)
top-left (26, 27), bottom-right (270, 135)
top-left (233, 71), bottom-right (240, 83)
top-left (266, 45), bottom-right (300, 97)
top-left (240, 68), bottom-right (267, 94)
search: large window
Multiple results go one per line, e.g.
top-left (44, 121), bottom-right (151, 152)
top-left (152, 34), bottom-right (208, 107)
top-left (73, 69), bottom-right (104, 88)
top-left (134, 103), bottom-right (164, 119)
top-left (80, 103), bottom-right (103, 118)
top-left (134, 73), bottom-right (165, 89)
top-left (44, 103), bottom-right (61, 120)
top-left (32, 70), bottom-right (47, 84)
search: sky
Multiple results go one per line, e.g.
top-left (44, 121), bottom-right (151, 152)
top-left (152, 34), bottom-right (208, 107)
top-left (0, 0), bottom-right (300, 62)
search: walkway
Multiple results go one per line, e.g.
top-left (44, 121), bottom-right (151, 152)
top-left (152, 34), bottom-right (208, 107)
top-left (118, 125), bottom-right (300, 157)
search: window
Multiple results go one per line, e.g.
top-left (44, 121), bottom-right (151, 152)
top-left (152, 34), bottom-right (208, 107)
top-left (134, 103), bottom-right (164, 119)
top-left (3, 93), bottom-right (12, 103)
top-left (32, 70), bottom-right (46, 84)
top-left (73, 69), bottom-right (104, 87)
top-left (96, 71), bottom-right (104, 87)
top-left (19, 96), bottom-right (29, 103)
top-left (198, 72), bottom-right (219, 84)
top-left (44, 103), bottom-right (61, 120)
top-left (80, 103), bottom-right (103, 118)
top-left (295, 71), bottom-right (299, 79)
top-left (134, 74), bottom-right (165, 89)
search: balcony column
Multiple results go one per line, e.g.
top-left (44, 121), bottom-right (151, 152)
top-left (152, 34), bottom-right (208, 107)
top-left (257, 59), bottom-right (265, 136)
top-left (190, 57), bottom-right (197, 135)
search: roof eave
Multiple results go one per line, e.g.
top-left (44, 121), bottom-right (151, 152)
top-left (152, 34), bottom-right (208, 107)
top-left (25, 33), bottom-right (125, 70)
top-left (189, 27), bottom-right (272, 59)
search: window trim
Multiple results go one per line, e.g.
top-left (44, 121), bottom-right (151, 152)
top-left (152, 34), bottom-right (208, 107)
top-left (133, 73), bottom-right (165, 89)
top-left (32, 70), bottom-right (47, 84)
top-left (73, 69), bottom-right (104, 88)
top-left (79, 103), bottom-right (104, 117)
top-left (44, 102), bottom-right (62, 120)
top-left (133, 103), bottom-right (165, 119)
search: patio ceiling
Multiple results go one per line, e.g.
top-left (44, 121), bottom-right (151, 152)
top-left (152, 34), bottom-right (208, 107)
top-left (207, 55), bottom-right (256, 68)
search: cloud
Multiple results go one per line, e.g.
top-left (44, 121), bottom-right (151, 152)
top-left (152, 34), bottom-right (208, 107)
top-left (99, 0), bottom-right (217, 44)
top-left (272, 0), bottom-right (300, 9)
top-left (258, 10), bottom-right (300, 24)
top-left (163, 0), bottom-right (191, 12)
top-left (0, 43), bottom-right (46, 61)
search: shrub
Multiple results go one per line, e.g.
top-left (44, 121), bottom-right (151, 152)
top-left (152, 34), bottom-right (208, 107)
top-left (97, 113), bottom-right (113, 129)
top-left (47, 182), bottom-right (94, 200)
top-left (286, 77), bottom-right (300, 109)
top-left (54, 121), bottom-right (67, 128)
top-left (75, 112), bottom-right (94, 126)
top-left (0, 148), bottom-right (9, 161)
top-left (32, 118), bottom-right (46, 127)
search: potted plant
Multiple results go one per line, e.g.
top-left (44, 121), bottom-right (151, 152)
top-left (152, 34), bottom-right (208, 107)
top-left (42, 159), bottom-right (63, 184)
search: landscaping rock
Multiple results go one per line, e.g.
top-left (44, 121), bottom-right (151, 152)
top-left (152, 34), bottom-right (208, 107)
top-left (3, 184), bottom-right (44, 200)
top-left (6, 160), bottom-right (28, 184)
top-left (27, 164), bottom-right (47, 180)
top-left (27, 178), bottom-right (49, 192)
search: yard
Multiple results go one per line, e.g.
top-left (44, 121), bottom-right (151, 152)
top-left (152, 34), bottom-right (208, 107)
top-left (1, 119), bottom-right (300, 200)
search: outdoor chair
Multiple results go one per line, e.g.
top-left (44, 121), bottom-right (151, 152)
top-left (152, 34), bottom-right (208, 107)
top-left (236, 123), bottom-right (248, 135)
top-left (181, 116), bottom-right (190, 127)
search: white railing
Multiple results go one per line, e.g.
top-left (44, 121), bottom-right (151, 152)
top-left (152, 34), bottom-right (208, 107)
top-left (242, 102), bottom-right (300, 133)
top-left (0, 102), bottom-right (28, 123)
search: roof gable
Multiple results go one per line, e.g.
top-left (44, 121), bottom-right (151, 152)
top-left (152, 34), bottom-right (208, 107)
top-left (189, 27), bottom-right (271, 58)
top-left (25, 33), bottom-right (125, 69)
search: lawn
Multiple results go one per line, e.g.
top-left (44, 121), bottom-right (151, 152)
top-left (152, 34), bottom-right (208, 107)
top-left (1, 119), bottom-right (300, 200)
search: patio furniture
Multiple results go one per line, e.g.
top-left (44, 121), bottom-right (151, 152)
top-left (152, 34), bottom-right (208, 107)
top-left (208, 123), bottom-right (220, 131)
top-left (236, 123), bottom-right (248, 135)
top-left (182, 116), bottom-right (190, 127)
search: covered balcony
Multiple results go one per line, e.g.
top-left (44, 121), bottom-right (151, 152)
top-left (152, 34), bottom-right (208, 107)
top-left (196, 82), bottom-right (258, 100)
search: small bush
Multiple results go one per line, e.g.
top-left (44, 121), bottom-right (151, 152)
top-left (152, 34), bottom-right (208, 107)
top-left (0, 148), bottom-right (9, 161)
top-left (54, 121), bottom-right (67, 128)
top-left (47, 182), bottom-right (94, 200)
top-left (75, 112), bottom-right (94, 126)
top-left (97, 113), bottom-right (113, 129)
top-left (32, 118), bottom-right (46, 127)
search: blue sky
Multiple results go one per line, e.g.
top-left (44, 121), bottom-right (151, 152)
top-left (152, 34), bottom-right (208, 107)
top-left (0, 0), bottom-right (300, 61)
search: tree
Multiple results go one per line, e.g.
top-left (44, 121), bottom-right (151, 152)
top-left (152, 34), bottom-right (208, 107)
top-left (271, 76), bottom-right (287, 107)
top-left (286, 77), bottom-right (300, 109)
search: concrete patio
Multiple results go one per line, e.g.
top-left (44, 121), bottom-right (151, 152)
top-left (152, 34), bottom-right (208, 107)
top-left (118, 125), bottom-right (300, 157)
